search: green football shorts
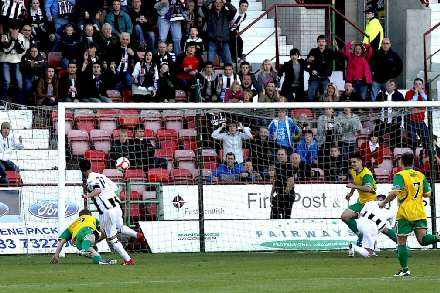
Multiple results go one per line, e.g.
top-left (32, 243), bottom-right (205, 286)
top-left (348, 202), bottom-right (364, 213)
top-left (397, 219), bottom-right (428, 236)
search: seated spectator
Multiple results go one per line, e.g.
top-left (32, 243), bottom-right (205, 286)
top-left (20, 46), bottom-right (47, 102)
top-left (60, 24), bottom-right (80, 69)
top-left (45, 0), bottom-right (76, 51)
top-left (80, 43), bottom-right (101, 74)
top-left (316, 107), bottom-right (337, 157)
top-left (279, 48), bottom-right (306, 102)
top-left (258, 81), bottom-right (282, 103)
top-left (153, 41), bottom-right (175, 71)
top-left (341, 41), bottom-right (373, 101)
top-left (268, 109), bottom-right (301, 155)
top-left (239, 159), bottom-right (262, 183)
top-left (249, 126), bottom-right (275, 178)
top-left (115, 32), bottom-right (136, 91)
top-left (211, 122), bottom-right (252, 164)
top-left (167, 42), bottom-right (176, 62)
top-left (295, 130), bottom-right (318, 166)
top-left (105, 0), bottom-right (133, 37)
top-left (21, 24), bottom-right (37, 50)
top-left (339, 81), bottom-right (361, 102)
top-left (291, 152), bottom-right (312, 182)
top-left (0, 122), bottom-right (24, 185)
top-left (257, 59), bottom-right (278, 88)
top-left (78, 24), bottom-right (101, 55)
top-left (175, 42), bottom-right (203, 99)
top-left (217, 63), bottom-right (240, 101)
top-left (241, 74), bottom-right (258, 98)
top-left (36, 67), bottom-right (59, 106)
top-left (238, 62), bottom-right (261, 92)
top-left (58, 61), bottom-right (81, 102)
top-left (199, 62), bottom-right (219, 102)
top-left (80, 63), bottom-right (112, 102)
top-left (132, 51), bottom-right (159, 102)
top-left (224, 81), bottom-right (243, 103)
top-left (133, 127), bottom-right (156, 170)
top-left (75, 0), bottom-right (103, 31)
top-left (320, 82), bottom-right (339, 102)
top-left (184, 27), bottom-right (204, 55)
top-left (156, 62), bottom-right (177, 102)
top-left (102, 61), bottom-right (121, 91)
top-left (359, 133), bottom-right (384, 170)
top-left (335, 108), bottom-right (362, 161)
top-left (209, 152), bottom-right (244, 183)
top-left (243, 90), bottom-right (254, 103)
top-left (98, 23), bottom-right (119, 66)
top-left (130, 0), bottom-right (156, 51)
top-left (323, 144), bottom-right (348, 182)
top-left (418, 135), bottom-right (440, 176)
top-left (109, 128), bottom-right (136, 167)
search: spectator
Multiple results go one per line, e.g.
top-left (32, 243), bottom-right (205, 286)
top-left (363, 6), bottom-right (383, 53)
top-left (130, 0), bottom-right (156, 52)
top-left (335, 107), bottom-right (362, 161)
top-left (203, 0), bottom-right (236, 65)
top-left (279, 48), bottom-right (306, 102)
top-left (78, 24), bottom-right (101, 55)
top-left (1, 0), bottom-right (26, 29)
top-left (209, 152), bottom-right (244, 183)
top-left (199, 62), bottom-right (219, 102)
top-left (133, 127), bottom-right (156, 170)
top-left (58, 61), bottom-right (81, 102)
top-left (166, 41), bottom-right (176, 62)
top-left (153, 41), bottom-right (175, 71)
top-left (316, 107), bottom-right (337, 158)
top-left (270, 148), bottom-right (295, 219)
top-left (211, 121), bottom-right (252, 164)
top-left (239, 159), bottom-right (262, 183)
top-left (295, 130), bottom-right (318, 166)
top-left (183, 0), bottom-right (197, 37)
top-left (341, 41), bottom-right (373, 101)
top-left (323, 145), bottom-right (348, 183)
top-left (74, 0), bottom-right (103, 31)
top-left (217, 63), bottom-right (240, 101)
top-left (268, 108), bottom-right (301, 155)
top-left (105, 0), bottom-right (133, 37)
top-left (374, 79), bottom-right (405, 149)
top-left (224, 81), bottom-right (243, 103)
top-left (155, 0), bottom-right (185, 55)
top-left (0, 121), bottom-right (23, 185)
top-left (306, 35), bottom-right (337, 101)
top-left (156, 62), bottom-right (178, 102)
top-left (405, 78), bottom-right (429, 151)
top-left (184, 27), bottom-right (204, 55)
top-left (229, 0), bottom-right (248, 63)
top-left (132, 50), bottom-right (159, 102)
top-left (418, 135), bottom-right (440, 176)
top-left (249, 126), bottom-right (274, 178)
top-left (79, 43), bottom-right (101, 74)
top-left (175, 42), bottom-right (203, 99)
top-left (115, 32), bottom-right (135, 91)
top-left (339, 81), bottom-right (361, 102)
top-left (109, 128), bottom-right (136, 167)
top-left (256, 59), bottom-right (278, 89)
top-left (0, 25), bottom-right (26, 104)
top-left (241, 74), bottom-right (257, 98)
top-left (20, 46), bottom-right (47, 102)
top-left (60, 24), bottom-right (80, 69)
top-left (291, 152), bottom-right (312, 181)
top-left (370, 38), bottom-right (403, 101)
top-left (258, 81), bottom-right (281, 103)
top-left (21, 24), bottom-right (37, 50)
top-left (359, 132), bottom-right (384, 170)
top-left (36, 67), bottom-right (59, 106)
top-left (238, 61), bottom-right (261, 92)
top-left (102, 61), bottom-right (121, 91)
top-left (98, 23), bottom-right (119, 66)
top-left (45, 0), bottom-right (76, 50)
top-left (80, 62), bottom-right (112, 102)
top-left (320, 82), bottom-right (339, 102)
top-left (28, 0), bottom-right (52, 52)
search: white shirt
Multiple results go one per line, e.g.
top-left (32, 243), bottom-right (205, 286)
top-left (359, 201), bottom-right (395, 231)
top-left (86, 172), bottom-right (120, 213)
top-left (211, 127), bottom-right (253, 163)
top-left (0, 132), bottom-right (24, 161)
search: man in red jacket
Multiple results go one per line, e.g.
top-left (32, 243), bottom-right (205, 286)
top-left (404, 78), bottom-right (429, 151)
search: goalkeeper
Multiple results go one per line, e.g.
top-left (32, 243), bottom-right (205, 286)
top-left (51, 209), bottom-right (116, 265)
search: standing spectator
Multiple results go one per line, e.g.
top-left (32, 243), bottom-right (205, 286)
top-left (36, 67), bottom-right (59, 106)
top-left (156, 62), bottom-right (177, 102)
top-left (316, 107), bottom-right (337, 158)
top-left (132, 51), bottom-right (159, 102)
top-left (60, 24), bottom-right (80, 69)
top-left (279, 48), bottom-right (306, 102)
top-left (216, 63), bottom-right (240, 101)
top-left (341, 41), bottom-right (373, 101)
top-left (153, 41), bottom-right (175, 71)
top-left (130, 0), bottom-right (156, 52)
top-left (183, 27), bottom-right (204, 55)
top-left (203, 0), bottom-right (236, 65)
top-left (58, 61), bottom-right (81, 101)
top-left (0, 122), bottom-right (23, 185)
top-left (211, 121), bottom-right (252, 164)
top-left (295, 130), bottom-right (318, 166)
top-left (1, 0), bottom-right (27, 29)
top-left (339, 80), bottom-right (361, 102)
top-left (229, 0), bottom-right (248, 63)
top-left (370, 38), bottom-right (403, 101)
top-left (183, 0), bottom-right (196, 38)
top-left (270, 148), bottom-right (295, 219)
top-left (98, 23), bottom-right (119, 66)
top-left (209, 152), bottom-right (244, 183)
top-left (175, 42), bottom-right (203, 99)
top-left (249, 126), bottom-right (274, 179)
top-left (115, 32), bottom-right (135, 91)
top-left (256, 59), bottom-right (278, 89)
top-left (363, 6), bottom-right (383, 53)
top-left (28, 0), bottom-right (52, 52)
top-left (323, 145), bottom-right (348, 183)
top-left (320, 82), bottom-right (339, 102)
top-left (155, 0), bottom-right (185, 55)
top-left (335, 108), bottom-right (362, 161)
top-left (105, 0), bottom-right (133, 38)
top-left (21, 24), bottom-right (37, 50)
top-left (405, 78), bottom-right (429, 151)
top-left (0, 25), bottom-right (26, 104)
top-left (268, 109), bottom-right (301, 155)
top-left (306, 35), bottom-right (337, 101)
top-left (224, 81), bottom-right (243, 103)
top-left (239, 159), bottom-right (262, 183)
top-left (75, 0), bottom-right (103, 31)
top-left (374, 79), bottom-right (405, 149)
top-left (80, 63), bottom-right (112, 102)
top-left (20, 46), bottom-right (47, 102)
top-left (359, 133), bottom-right (384, 170)
top-left (258, 81), bottom-right (281, 103)
top-left (45, 0), bottom-right (76, 50)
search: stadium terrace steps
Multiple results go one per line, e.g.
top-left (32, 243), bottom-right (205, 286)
top-left (0, 110), bottom-right (33, 129)
top-left (11, 150), bottom-right (57, 170)
top-left (12, 129), bottom-right (50, 149)
top-left (20, 170), bottom-right (82, 185)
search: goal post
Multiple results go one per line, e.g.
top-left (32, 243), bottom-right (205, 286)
top-left (57, 101), bottom-right (440, 253)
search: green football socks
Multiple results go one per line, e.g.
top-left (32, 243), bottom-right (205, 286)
top-left (345, 219), bottom-right (359, 234)
top-left (397, 244), bottom-right (409, 272)
top-left (421, 234), bottom-right (439, 246)
top-left (385, 229), bottom-right (397, 242)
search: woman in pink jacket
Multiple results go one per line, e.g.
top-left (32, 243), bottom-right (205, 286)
top-left (342, 41), bottom-right (373, 101)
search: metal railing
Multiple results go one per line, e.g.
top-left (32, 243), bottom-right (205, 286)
top-left (423, 21), bottom-right (440, 97)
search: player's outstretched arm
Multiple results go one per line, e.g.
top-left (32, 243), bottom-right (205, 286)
top-left (51, 239), bottom-right (67, 264)
top-left (379, 191), bottom-right (397, 208)
top-left (83, 188), bottom-right (102, 199)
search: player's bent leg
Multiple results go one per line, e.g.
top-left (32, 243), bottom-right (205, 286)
top-left (382, 227), bottom-right (397, 243)
top-left (341, 209), bottom-right (359, 235)
top-left (108, 235), bottom-right (134, 265)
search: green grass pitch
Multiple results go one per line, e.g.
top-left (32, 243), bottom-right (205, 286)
top-left (1, 250), bottom-right (440, 293)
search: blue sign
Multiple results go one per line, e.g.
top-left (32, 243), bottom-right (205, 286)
top-left (28, 200), bottom-right (79, 219)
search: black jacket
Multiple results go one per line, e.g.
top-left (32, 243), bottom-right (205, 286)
top-left (203, 2), bottom-right (236, 42)
top-left (278, 59), bottom-right (306, 96)
top-left (306, 47), bottom-right (337, 80)
top-left (370, 48), bottom-right (403, 83)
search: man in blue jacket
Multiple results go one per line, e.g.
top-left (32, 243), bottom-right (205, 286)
top-left (209, 152), bottom-right (244, 183)
top-left (268, 109), bottom-right (301, 155)
top-left (105, 0), bottom-right (133, 37)
top-left (295, 130), bottom-right (318, 166)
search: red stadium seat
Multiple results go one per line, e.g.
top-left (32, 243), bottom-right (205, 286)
top-left (184, 110), bottom-right (197, 129)
top-left (6, 171), bottom-right (22, 186)
top-left (52, 111), bottom-right (74, 134)
top-left (162, 110), bottom-right (184, 131)
top-left (91, 161), bottom-right (106, 173)
top-left (48, 52), bottom-right (62, 69)
top-left (68, 130), bottom-right (90, 156)
top-left (160, 140), bottom-right (178, 152)
top-left (383, 146), bottom-right (393, 159)
top-left (292, 109), bottom-right (314, 120)
top-left (170, 168), bottom-right (194, 184)
top-left (97, 109), bottom-right (120, 133)
top-left (175, 90), bottom-right (188, 102)
top-left (175, 150), bottom-right (196, 171)
top-left (118, 109), bottom-right (139, 129)
top-left (121, 191), bottom-right (142, 201)
top-left (156, 129), bottom-right (178, 143)
top-left (112, 129), bottom-right (134, 139)
top-left (124, 169), bottom-right (146, 181)
top-left (202, 149), bottom-right (218, 163)
top-left (90, 129), bottom-right (112, 153)
top-left (142, 191), bottom-right (157, 200)
top-left (374, 168), bottom-right (391, 183)
top-left (143, 129), bottom-right (156, 140)
top-left (129, 204), bottom-right (142, 218)
top-left (179, 129), bottom-right (197, 151)
top-left (103, 169), bottom-right (124, 182)
top-left (193, 169), bottom-right (212, 182)
top-left (146, 204), bottom-right (158, 220)
top-left (148, 168), bottom-right (170, 182)
top-left (85, 150), bottom-right (107, 161)
top-left (106, 90), bottom-right (122, 102)
top-left (74, 110), bottom-right (96, 132)
top-left (155, 148), bottom-right (174, 169)
top-left (202, 162), bottom-right (218, 171)
top-left (140, 110), bottom-right (162, 132)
